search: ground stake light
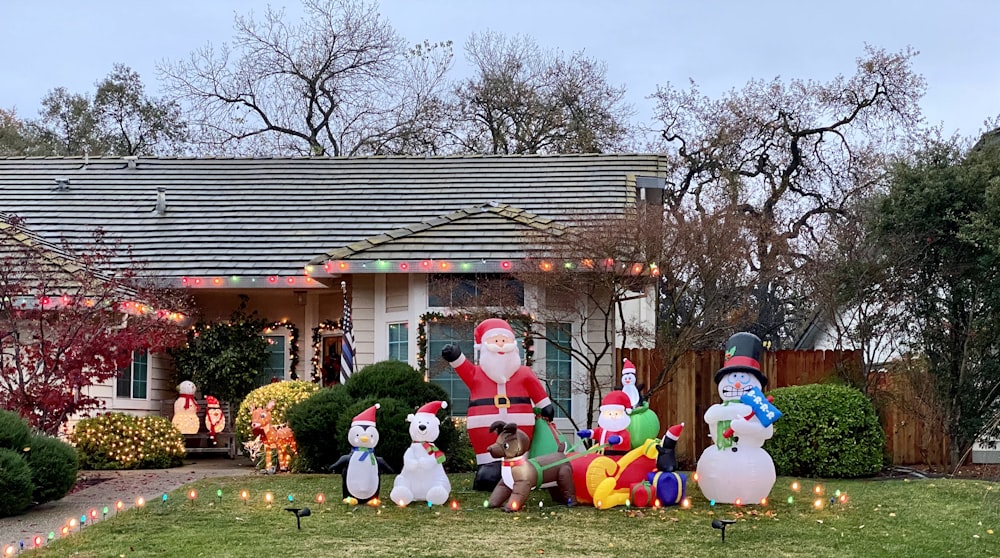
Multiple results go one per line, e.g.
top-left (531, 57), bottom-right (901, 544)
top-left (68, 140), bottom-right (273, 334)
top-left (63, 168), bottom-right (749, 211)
top-left (284, 507), bottom-right (311, 530)
top-left (712, 519), bottom-right (736, 542)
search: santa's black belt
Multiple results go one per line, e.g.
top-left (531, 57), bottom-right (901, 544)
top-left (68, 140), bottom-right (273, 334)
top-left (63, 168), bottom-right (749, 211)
top-left (468, 395), bottom-right (532, 409)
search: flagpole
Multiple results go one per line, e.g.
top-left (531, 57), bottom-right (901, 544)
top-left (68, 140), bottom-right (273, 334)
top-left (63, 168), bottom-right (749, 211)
top-left (340, 281), bottom-right (355, 383)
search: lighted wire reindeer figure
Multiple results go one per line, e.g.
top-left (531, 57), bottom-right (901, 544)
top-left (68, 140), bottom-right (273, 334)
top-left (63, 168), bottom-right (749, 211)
top-left (250, 400), bottom-right (298, 473)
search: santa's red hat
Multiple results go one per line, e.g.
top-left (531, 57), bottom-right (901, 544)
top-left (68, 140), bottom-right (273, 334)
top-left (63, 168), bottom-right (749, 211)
top-left (416, 400), bottom-right (448, 416)
top-left (205, 395), bottom-right (220, 407)
top-left (600, 390), bottom-right (633, 414)
top-left (352, 403), bottom-right (380, 426)
top-left (474, 318), bottom-right (515, 348)
top-left (622, 358), bottom-right (636, 376)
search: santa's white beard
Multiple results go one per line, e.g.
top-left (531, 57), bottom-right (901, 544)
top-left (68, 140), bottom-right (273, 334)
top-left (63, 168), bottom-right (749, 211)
top-left (599, 414), bottom-right (630, 432)
top-left (478, 343), bottom-right (521, 384)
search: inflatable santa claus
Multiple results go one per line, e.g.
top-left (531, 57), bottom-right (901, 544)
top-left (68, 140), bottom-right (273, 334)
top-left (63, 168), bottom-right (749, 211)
top-left (441, 318), bottom-right (554, 491)
top-left (577, 390), bottom-right (633, 456)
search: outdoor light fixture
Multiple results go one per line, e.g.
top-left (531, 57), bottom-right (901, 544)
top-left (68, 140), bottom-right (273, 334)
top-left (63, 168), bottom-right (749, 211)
top-left (711, 518), bottom-right (736, 542)
top-left (284, 507), bottom-right (311, 529)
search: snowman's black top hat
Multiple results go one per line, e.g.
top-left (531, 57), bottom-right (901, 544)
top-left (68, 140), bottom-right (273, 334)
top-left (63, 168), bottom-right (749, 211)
top-left (714, 332), bottom-right (768, 387)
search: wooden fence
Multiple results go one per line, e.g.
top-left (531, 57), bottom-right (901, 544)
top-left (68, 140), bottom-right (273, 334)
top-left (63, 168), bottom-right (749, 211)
top-left (618, 348), bottom-right (950, 467)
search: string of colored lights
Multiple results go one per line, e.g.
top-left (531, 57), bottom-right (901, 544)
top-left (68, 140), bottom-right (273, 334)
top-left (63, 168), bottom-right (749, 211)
top-left (1, 478), bottom-right (849, 554)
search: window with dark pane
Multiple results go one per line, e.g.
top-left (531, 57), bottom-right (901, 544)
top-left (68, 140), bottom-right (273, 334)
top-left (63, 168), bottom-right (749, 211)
top-left (427, 274), bottom-right (524, 307)
top-left (426, 320), bottom-right (474, 415)
top-left (388, 322), bottom-right (409, 361)
top-left (545, 322), bottom-right (572, 418)
top-left (116, 349), bottom-right (148, 399)
top-left (260, 335), bottom-right (286, 384)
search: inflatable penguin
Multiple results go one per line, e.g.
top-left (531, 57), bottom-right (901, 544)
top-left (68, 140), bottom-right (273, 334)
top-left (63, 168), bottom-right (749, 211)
top-left (618, 358), bottom-right (644, 408)
top-left (331, 403), bottom-right (393, 505)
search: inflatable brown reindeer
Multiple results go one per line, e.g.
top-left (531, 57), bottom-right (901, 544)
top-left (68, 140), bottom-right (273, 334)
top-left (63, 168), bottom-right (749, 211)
top-left (486, 421), bottom-right (575, 512)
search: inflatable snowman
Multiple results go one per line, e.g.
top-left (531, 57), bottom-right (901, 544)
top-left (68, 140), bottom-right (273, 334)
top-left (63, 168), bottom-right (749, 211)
top-left (390, 400), bottom-right (452, 506)
top-left (172, 380), bottom-right (201, 434)
top-left (696, 333), bottom-right (777, 505)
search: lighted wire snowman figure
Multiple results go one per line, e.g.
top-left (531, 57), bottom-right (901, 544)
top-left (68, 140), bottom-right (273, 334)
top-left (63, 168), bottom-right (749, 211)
top-left (696, 332), bottom-right (782, 505)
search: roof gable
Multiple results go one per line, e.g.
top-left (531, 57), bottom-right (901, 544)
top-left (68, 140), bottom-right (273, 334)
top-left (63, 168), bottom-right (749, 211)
top-left (309, 202), bottom-right (566, 268)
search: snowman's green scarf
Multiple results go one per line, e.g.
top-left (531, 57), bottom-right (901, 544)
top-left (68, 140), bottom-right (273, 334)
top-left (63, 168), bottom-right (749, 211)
top-left (715, 400), bottom-right (739, 450)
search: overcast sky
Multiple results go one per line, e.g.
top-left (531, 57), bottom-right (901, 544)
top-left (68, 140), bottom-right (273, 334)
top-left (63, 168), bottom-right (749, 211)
top-left (2, 0), bottom-right (998, 140)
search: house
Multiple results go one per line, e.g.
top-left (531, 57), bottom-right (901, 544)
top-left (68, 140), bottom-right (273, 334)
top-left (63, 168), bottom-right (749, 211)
top-left (0, 154), bottom-right (666, 430)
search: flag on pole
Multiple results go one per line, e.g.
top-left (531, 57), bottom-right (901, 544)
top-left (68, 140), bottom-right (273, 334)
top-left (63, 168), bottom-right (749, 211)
top-left (340, 281), bottom-right (355, 382)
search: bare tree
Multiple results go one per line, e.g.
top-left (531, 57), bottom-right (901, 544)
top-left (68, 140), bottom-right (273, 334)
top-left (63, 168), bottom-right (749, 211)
top-left (159, 0), bottom-right (453, 156)
top-left (648, 206), bottom-right (759, 396)
top-left (449, 31), bottom-right (635, 154)
top-left (651, 45), bottom-right (926, 346)
top-left (515, 206), bottom-right (664, 427)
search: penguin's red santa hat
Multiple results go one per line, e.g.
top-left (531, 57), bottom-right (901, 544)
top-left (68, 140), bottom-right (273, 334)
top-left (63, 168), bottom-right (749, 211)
top-left (205, 395), bottom-right (220, 407)
top-left (663, 422), bottom-right (684, 442)
top-left (352, 403), bottom-right (380, 427)
top-left (600, 390), bottom-right (633, 415)
top-left (622, 358), bottom-right (637, 376)
top-left (415, 400), bottom-right (448, 416)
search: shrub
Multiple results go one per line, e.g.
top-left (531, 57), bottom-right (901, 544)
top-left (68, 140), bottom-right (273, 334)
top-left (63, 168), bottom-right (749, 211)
top-left (26, 433), bottom-right (79, 504)
top-left (0, 448), bottom-right (34, 517)
top-left (445, 418), bottom-right (477, 474)
top-left (343, 361), bottom-right (450, 408)
top-left (235, 380), bottom-right (319, 446)
top-left (168, 296), bottom-right (272, 402)
top-left (286, 386), bottom-right (355, 472)
top-left (71, 413), bottom-right (186, 470)
top-left (0, 409), bottom-right (31, 451)
top-left (341, 361), bottom-right (462, 469)
top-left (768, 383), bottom-right (886, 478)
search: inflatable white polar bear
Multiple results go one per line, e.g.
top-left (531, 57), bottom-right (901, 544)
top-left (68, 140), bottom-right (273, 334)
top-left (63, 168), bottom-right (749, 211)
top-left (390, 401), bottom-right (452, 506)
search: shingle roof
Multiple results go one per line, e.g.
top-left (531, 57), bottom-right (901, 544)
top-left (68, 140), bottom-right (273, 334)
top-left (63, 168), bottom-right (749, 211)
top-left (0, 155), bottom-right (666, 282)
top-left (310, 202), bottom-right (567, 264)
top-left (0, 213), bottom-right (139, 301)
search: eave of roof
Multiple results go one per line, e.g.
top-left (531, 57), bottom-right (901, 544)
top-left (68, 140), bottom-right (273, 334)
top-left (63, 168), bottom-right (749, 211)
top-left (0, 155), bottom-right (667, 284)
top-left (307, 202), bottom-right (567, 275)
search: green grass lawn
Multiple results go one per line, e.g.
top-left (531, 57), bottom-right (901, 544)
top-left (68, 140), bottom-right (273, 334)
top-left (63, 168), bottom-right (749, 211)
top-left (19, 473), bottom-right (1000, 558)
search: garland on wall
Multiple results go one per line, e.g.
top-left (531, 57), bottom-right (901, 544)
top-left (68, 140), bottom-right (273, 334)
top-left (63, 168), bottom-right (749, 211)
top-left (264, 320), bottom-right (300, 380)
top-left (417, 311), bottom-right (534, 375)
top-left (310, 319), bottom-right (344, 382)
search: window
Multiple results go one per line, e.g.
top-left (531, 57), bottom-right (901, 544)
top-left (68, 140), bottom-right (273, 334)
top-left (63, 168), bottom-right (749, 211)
top-left (426, 320), bottom-right (474, 415)
top-left (388, 322), bottom-right (409, 361)
top-left (261, 335), bottom-right (287, 384)
top-left (116, 349), bottom-right (148, 399)
top-left (427, 274), bottom-right (524, 307)
top-left (545, 323), bottom-right (572, 418)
